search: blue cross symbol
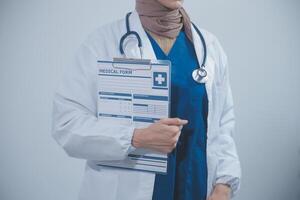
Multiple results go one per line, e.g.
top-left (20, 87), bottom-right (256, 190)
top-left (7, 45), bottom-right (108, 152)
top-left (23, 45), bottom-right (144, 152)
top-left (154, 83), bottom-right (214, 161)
top-left (153, 72), bottom-right (167, 87)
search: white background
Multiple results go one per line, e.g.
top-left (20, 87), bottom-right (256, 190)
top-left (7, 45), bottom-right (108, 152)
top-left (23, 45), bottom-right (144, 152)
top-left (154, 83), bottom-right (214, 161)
top-left (0, 0), bottom-right (299, 199)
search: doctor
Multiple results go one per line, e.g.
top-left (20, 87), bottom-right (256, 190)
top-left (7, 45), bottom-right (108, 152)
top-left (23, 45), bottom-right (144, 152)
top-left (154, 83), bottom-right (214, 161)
top-left (52, 0), bottom-right (241, 200)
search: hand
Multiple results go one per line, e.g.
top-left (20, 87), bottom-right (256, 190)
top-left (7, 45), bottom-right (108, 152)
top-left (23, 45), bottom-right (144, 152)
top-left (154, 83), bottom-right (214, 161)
top-left (207, 184), bottom-right (231, 200)
top-left (132, 118), bottom-right (188, 154)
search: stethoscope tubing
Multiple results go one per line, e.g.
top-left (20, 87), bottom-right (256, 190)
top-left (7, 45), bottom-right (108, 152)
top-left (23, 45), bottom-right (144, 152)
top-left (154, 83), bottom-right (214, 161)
top-left (119, 12), bottom-right (208, 83)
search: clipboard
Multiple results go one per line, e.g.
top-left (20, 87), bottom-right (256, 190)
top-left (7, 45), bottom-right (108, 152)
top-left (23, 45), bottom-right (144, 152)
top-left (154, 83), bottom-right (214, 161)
top-left (96, 58), bottom-right (171, 174)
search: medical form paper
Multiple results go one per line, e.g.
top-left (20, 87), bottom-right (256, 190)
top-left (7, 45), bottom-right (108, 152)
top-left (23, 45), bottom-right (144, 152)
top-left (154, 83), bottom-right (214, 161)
top-left (96, 59), bottom-right (171, 174)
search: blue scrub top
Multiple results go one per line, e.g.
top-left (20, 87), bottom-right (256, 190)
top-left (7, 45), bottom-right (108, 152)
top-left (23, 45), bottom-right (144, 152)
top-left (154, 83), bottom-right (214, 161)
top-left (147, 30), bottom-right (208, 200)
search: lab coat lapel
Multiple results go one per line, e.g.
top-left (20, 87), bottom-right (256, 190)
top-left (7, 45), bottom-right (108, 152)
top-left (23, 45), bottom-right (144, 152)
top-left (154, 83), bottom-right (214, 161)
top-left (191, 25), bottom-right (215, 102)
top-left (128, 10), bottom-right (157, 60)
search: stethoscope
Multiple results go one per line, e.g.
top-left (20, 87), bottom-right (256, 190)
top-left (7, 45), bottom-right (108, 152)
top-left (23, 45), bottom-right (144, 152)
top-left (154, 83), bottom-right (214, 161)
top-left (119, 12), bottom-right (208, 84)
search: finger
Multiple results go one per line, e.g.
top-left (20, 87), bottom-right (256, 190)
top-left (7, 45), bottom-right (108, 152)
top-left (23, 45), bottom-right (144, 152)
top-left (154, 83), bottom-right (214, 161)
top-left (145, 137), bottom-right (179, 147)
top-left (168, 125), bottom-right (180, 134)
top-left (144, 140), bottom-right (174, 147)
top-left (164, 118), bottom-right (188, 125)
top-left (145, 144), bottom-right (175, 154)
top-left (162, 126), bottom-right (182, 138)
top-left (159, 118), bottom-right (188, 126)
top-left (179, 125), bottom-right (183, 130)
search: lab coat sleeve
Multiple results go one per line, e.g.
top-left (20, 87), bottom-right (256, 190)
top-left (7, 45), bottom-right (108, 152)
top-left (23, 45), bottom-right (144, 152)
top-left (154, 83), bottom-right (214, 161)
top-left (51, 43), bottom-right (136, 161)
top-left (212, 39), bottom-right (241, 197)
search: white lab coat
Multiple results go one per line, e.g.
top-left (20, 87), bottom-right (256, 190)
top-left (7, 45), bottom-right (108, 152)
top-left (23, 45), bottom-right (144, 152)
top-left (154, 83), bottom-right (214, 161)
top-left (52, 10), bottom-right (241, 200)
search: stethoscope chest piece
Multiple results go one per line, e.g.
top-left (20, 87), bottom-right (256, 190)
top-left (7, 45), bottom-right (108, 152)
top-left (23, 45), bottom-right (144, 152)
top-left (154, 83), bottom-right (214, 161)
top-left (192, 67), bottom-right (208, 83)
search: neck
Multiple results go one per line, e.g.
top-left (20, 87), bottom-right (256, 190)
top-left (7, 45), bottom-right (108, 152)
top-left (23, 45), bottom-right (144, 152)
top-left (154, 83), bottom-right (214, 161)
top-left (135, 0), bottom-right (193, 43)
top-left (135, 0), bottom-right (178, 16)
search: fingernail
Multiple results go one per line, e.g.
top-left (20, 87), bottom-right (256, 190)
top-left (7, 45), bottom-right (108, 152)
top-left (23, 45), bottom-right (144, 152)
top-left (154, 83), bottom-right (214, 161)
top-left (182, 119), bottom-right (188, 124)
